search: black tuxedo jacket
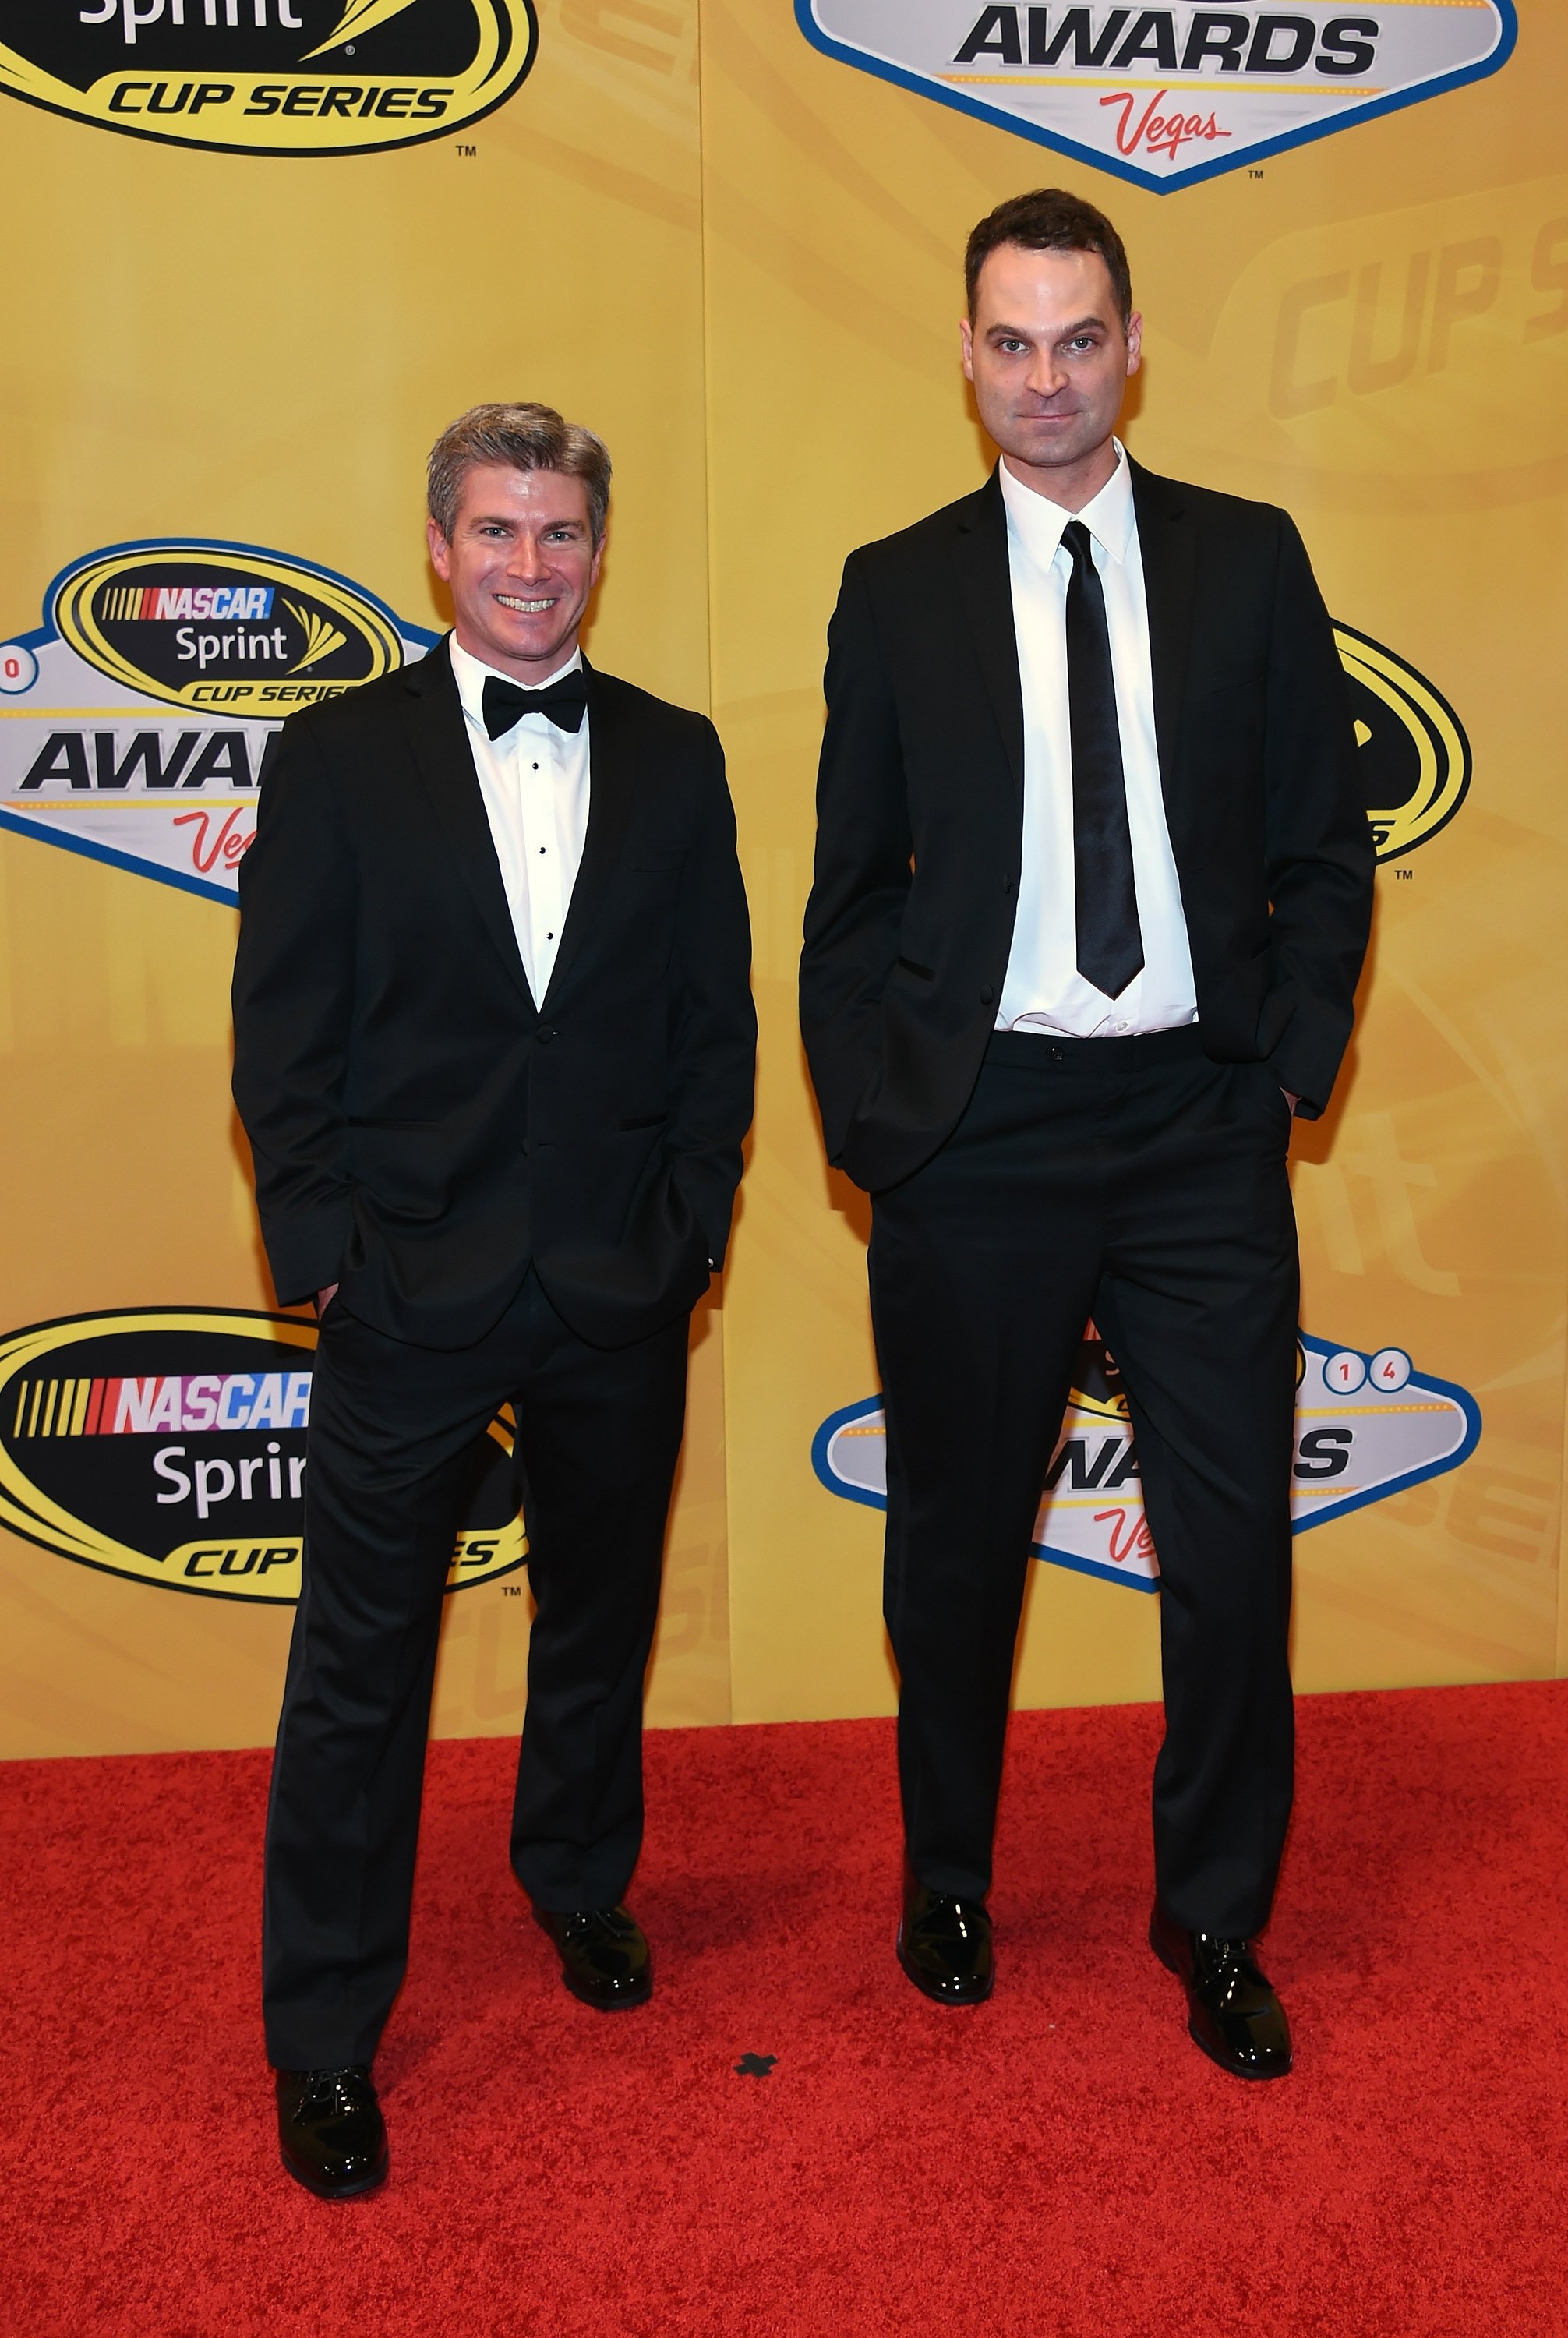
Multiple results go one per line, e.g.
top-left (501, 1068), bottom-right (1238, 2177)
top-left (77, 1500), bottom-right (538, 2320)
top-left (232, 638), bottom-right (754, 1351)
top-left (800, 459), bottom-right (1374, 1192)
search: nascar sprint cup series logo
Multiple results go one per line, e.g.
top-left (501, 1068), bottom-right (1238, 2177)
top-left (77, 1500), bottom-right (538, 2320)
top-left (796, 4), bottom-right (1516, 192)
top-left (815, 1328), bottom-right (1481, 1591)
top-left (0, 539), bottom-right (435, 902)
top-left (0, 1), bottom-right (536, 157)
top-left (0, 1310), bottom-right (526, 1603)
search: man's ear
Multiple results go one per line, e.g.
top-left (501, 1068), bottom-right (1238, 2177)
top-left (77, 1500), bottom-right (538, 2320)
top-left (1124, 309), bottom-right (1143, 378)
top-left (959, 316), bottom-right (975, 383)
top-left (426, 517), bottom-right (451, 580)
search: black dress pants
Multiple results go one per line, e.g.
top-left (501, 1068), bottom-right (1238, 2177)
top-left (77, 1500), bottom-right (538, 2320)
top-left (869, 1028), bottom-right (1298, 1940)
top-left (262, 1270), bottom-right (690, 2071)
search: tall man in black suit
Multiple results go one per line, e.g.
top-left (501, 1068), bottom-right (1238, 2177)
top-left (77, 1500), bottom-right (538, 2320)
top-left (800, 193), bottom-right (1372, 2077)
top-left (234, 404), bottom-right (754, 2193)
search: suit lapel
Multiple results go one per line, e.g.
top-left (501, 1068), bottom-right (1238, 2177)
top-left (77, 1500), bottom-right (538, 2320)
top-left (401, 636), bottom-right (532, 1005)
top-left (954, 471), bottom-right (1025, 811)
top-left (539, 661), bottom-right (637, 1009)
top-left (1128, 458), bottom-right (1197, 808)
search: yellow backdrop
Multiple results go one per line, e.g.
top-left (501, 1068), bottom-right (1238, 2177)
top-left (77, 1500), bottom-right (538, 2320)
top-left (1, 0), bottom-right (1563, 1758)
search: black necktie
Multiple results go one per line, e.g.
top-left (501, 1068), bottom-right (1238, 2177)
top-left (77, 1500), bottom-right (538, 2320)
top-left (1061, 520), bottom-right (1143, 1000)
top-left (481, 669), bottom-right (588, 739)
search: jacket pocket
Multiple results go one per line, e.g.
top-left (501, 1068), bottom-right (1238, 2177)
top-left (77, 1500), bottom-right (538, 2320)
top-left (895, 955), bottom-right (934, 980)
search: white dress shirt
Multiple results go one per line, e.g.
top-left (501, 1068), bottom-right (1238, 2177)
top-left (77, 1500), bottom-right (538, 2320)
top-left (450, 634), bottom-right (591, 1007)
top-left (996, 443), bottom-right (1197, 1037)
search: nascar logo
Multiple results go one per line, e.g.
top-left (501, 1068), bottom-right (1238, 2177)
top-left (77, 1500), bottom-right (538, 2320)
top-left (52, 542), bottom-right (410, 711)
top-left (12, 1371), bottom-right (315, 1439)
top-left (814, 1329), bottom-right (1481, 1591)
top-left (0, 1310), bottom-right (524, 1604)
top-left (0, 539), bottom-right (434, 906)
top-left (796, 3), bottom-right (1517, 193)
top-left (101, 584), bottom-right (276, 623)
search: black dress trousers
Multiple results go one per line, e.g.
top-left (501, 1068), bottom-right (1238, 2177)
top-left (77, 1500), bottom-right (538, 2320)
top-left (262, 1270), bottom-right (690, 2072)
top-left (869, 1028), bottom-right (1299, 1941)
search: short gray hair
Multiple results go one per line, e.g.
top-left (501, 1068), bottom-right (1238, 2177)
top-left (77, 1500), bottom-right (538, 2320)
top-left (426, 402), bottom-right (612, 544)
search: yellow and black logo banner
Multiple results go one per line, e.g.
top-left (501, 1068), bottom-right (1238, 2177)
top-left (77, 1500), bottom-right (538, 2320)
top-left (1335, 625), bottom-right (1471, 864)
top-left (0, 1309), bottom-right (526, 1603)
top-left (0, 0), bottom-right (536, 155)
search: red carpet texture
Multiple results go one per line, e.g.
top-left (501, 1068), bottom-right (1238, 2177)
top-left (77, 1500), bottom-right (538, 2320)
top-left (3, 1683), bottom-right (1566, 2338)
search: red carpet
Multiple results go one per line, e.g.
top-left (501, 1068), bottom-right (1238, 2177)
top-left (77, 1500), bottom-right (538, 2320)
top-left (3, 1683), bottom-right (1566, 2336)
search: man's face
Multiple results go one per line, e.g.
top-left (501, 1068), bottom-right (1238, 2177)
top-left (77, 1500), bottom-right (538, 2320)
top-left (428, 462), bottom-right (602, 681)
top-left (961, 244), bottom-right (1142, 488)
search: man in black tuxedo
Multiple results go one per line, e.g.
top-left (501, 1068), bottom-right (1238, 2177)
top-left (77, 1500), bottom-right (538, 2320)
top-left (800, 193), bottom-right (1372, 2076)
top-left (233, 403), bottom-right (754, 2193)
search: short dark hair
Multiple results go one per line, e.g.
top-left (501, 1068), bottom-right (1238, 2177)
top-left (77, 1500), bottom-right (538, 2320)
top-left (426, 402), bottom-right (612, 545)
top-left (965, 189), bottom-right (1133, 325)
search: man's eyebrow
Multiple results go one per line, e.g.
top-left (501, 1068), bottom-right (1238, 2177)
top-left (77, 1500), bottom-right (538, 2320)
top-left (985, 313), bottom-right (1109, 340)
top-left (465, 509), bottom-right (586, 531)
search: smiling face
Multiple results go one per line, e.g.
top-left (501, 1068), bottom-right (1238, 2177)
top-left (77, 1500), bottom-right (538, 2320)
top-left (961, 243), bottom-right (1142, 509)
top-left (427, 461), bottom-right (603, 681)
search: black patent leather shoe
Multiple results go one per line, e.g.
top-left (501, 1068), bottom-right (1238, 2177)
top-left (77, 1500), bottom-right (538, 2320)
top-left (897, 1881), bottom-right (994, 2005)
top-left (1150, 1904), bottom-right (1292, 2080)
top-left (535, 1903), bottom-right (652, 2008)
top-left (275, 2064), bottom-right (388, 2198)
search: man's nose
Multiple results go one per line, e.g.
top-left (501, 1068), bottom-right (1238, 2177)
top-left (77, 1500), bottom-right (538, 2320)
top-left (507, 534), bottom-right (552, 581)
top-left (1024, 352), bottom-right (1068, 400)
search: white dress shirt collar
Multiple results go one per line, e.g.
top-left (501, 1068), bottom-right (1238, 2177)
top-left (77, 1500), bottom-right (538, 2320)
top-left (998, 437), bottom-right (1135, 573)
top-left (448, 632), bottom-right (584, 721)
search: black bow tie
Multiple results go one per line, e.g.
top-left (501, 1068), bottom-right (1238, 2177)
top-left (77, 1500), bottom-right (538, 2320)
top-left (481, 669), bottom-right (588, 740)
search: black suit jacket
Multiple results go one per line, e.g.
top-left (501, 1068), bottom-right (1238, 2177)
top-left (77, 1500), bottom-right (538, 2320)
top-left (800, 460), bottom-right (1374, 1192)
top-left (232, 638), bottom-right (754, 1351)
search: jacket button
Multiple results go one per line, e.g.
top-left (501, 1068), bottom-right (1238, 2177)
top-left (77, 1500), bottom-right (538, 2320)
top-left (979, 986), bottom-right (995, 1005)
top-left (1049, 1045), bottom-right (1065, 1063)
top-left (537, 1028), bottom-right (557, 1044)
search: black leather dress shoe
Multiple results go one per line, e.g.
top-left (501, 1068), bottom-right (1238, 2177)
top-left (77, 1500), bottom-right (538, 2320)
top-left (897, 1881), bottom-right (994, 2005)
top-left (275, 2064), bottom-right (388, 2198)
top-left (535, 1904), bottom-right (652, 2008)
top-left (1150, 1904), bottom-right (1292, 2080)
